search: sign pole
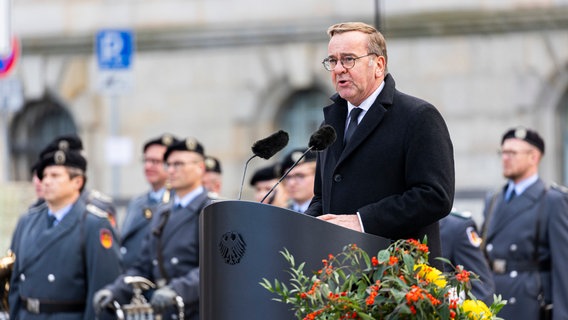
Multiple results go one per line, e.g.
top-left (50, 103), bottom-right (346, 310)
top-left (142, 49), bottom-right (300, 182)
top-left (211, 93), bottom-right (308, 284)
top-left (110, 94), bottom-right (120, 197)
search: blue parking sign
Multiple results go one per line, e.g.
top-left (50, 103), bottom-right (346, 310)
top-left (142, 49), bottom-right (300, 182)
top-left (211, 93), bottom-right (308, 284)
top-left (96, 29), bottom-right (134, 70)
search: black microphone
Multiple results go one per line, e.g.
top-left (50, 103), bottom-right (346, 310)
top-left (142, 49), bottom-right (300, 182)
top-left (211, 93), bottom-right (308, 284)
top-left (308, 125), bottom-right (337, 151)
top-left (260, 126), bottom-right (336, 204)
top-left (238, 130), bottom-right (289, 200)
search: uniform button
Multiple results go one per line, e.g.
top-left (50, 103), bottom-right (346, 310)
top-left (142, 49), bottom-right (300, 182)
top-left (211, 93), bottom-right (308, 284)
top-left (171, 257), bottom-right (179, 265)
top-left (510, 244), bottom-right (517, 251)
top-left (333, 174), bottom-right (342, 182)
top-left (120, 247), bottom-right (127, 254)
top-left (486, 243), bottom-right (493, 252)
top-left (20, 274), bottom-right (25, 281)
top-left (509, 297), bottom-right (516, 304)
top-left (47, 274), bottom-right (55, 282)
top-left (152, 259), bottom-right (158, 266)
top-left (510, 270), bottom-right (518, 278)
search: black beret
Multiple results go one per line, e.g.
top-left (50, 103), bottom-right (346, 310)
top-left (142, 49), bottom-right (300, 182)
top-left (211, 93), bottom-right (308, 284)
top-left (37, 149), bottom-right (87, 179)
top-left (39, 134), bottom-right (83, 158)
top-left (163, 137), bottom-right (205, 161)
top-left (280, 147), bottom-right (316, 176)
top-left (143, 133), bottom-right (179, 152)
top-left (204, 156), bottom-right (222, 173)
top-left (249, 164), bottom-right (280, 186)
top-left (502, 127), bottom-right (545, 154)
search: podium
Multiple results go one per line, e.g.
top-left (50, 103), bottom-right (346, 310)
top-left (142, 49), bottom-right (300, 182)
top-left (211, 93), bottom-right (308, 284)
top-left (200, 200), bottom-right (390, 320)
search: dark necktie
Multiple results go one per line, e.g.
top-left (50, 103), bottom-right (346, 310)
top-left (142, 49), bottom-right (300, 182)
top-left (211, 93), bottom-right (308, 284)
top-left (506, 189), bottom-right (517, 203)
top-left (47, 213), bottom-right (56, 228)
top-left (344, 108), bottom-right (363, 147)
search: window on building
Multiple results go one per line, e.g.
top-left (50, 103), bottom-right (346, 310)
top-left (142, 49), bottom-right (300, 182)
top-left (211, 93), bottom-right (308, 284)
top-left (277, 88), bottom-right (330, 156)
top-left (9, 92), bottom-right (77, 181)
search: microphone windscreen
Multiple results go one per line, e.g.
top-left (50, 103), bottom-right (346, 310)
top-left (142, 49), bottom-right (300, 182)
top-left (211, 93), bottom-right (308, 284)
top-left (251, 130), bottom-right (289, 160)
top-left (309, 125), bottom-right (337, 151)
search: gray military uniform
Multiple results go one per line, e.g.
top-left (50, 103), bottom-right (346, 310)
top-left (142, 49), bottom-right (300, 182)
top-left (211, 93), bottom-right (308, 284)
top-left (9, 198), bottom-right (122, 320)
top-left (483, 179), bottom-right (568, 319)
top-left (120, 189), bottom-right (172, 269)
top-left (106, 189), bottom-right (210, 320)
top-left (440, 211), bottom-right (495, 304)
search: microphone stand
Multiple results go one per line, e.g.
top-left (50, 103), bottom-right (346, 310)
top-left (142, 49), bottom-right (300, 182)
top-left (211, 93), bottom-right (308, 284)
top-left (260, 147), bottom-right (314, 204)
top-left (238, 154), bottom-right (257, 200)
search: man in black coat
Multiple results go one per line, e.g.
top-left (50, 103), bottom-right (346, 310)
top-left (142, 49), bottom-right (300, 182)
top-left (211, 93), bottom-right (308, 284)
top-left (305, 22), bottom-right (454, 263)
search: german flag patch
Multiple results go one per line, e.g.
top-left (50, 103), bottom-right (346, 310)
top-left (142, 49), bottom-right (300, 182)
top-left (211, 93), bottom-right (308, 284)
top-left (466, 226), bottom-right (482, 248)
top-left (100, 228), bottom-right (113, 249)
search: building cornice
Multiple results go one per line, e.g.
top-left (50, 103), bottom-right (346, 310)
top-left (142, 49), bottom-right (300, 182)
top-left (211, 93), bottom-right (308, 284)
top-left (20, 6), bottom-right (568, 56)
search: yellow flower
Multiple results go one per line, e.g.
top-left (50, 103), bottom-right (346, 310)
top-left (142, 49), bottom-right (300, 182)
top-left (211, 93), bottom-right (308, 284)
top-left (461, 299), bottom-right (492, 320)
top-left (414, 264), bottom-right (447, 288)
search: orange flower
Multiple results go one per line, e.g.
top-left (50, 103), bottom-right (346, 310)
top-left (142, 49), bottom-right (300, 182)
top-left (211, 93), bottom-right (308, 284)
top-left (388, 256), bottom-right (399, 265)
top-left (372, 256), bottom-right (379, 266)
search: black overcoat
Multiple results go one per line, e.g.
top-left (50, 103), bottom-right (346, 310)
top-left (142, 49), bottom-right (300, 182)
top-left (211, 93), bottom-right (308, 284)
top-left (306, 74), bottom-right (455, 261)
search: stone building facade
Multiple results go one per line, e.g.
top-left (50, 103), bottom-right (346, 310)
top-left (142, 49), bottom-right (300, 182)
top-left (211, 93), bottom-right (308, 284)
top-left (1, 1), bottom-right (567, 248)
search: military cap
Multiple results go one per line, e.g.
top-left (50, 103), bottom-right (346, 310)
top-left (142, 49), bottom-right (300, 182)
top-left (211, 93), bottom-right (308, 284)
top-left (37, 149), bottom-right (87, 179)
top-left (143, 133), bottom-right (179, 152)
top-left (163, 137), bottom-right (205, 161)
top-left (39, 134), bottom-right (83, 158)
top-left (204, 156), bottom-right (222, 174)
top-left (501, 127), bottom-right (545, 154)
top-left (250, 163), bottom-right (281, 186)
top-left (280, 147), bottom-right (317, 176)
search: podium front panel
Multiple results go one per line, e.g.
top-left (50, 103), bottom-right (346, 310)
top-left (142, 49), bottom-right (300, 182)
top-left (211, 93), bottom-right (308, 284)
top-left (200, 200), bottom-right (390, 320)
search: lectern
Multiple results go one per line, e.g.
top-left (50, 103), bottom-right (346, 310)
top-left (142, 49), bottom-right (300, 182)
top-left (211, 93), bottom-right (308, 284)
top-left (200, 200), bottom-right (390, 320)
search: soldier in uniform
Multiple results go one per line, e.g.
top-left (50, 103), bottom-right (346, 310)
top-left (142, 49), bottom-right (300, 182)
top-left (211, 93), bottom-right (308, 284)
top-left (94, 137), bottom-right (211, 320)
top-left (440, 209), bottom-right (495, 304)
top-left (8, 148), bottom-right (122, 320)
top-left (202, 155), bottom-right (224, 198)
top-left (120, 134), bottom-right (178, 269)
top-left (482, 127), bottom-right (568, 319)
top-left (249, 163), bottom-right (289, 208)
top-left (37, 134), bottom-right (119, 228)
top-left (280, 148), bottom-right (316, 213)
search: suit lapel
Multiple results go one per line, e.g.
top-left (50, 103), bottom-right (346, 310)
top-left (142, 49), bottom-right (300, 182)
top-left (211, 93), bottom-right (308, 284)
top-left (487, 180), bottom-right (546, 240)
top-left (160, 191), bottom-right (208, 246)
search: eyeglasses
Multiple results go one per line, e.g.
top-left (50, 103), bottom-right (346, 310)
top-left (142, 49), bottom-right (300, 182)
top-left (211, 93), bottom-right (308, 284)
top-left (142, 158), bottom-right (163, 166)
top-left (497, 149), bottom-right (533, 157)
top-left (284, 173), bottom-right (313, 182)
top-left (165, 161), bottom-right (200, 170)
top-left (322, 53), bottom-right (377, 71)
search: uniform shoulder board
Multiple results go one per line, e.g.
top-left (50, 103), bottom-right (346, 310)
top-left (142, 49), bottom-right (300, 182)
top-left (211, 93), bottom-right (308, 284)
top-left (450, 210), bottom-right (472, 219)
top-left (86, 203), bottom-right (109, 219)
top-left (89, 189), bottom-right (113, 203)
top-left (551, 182), bottom-right (568, 194)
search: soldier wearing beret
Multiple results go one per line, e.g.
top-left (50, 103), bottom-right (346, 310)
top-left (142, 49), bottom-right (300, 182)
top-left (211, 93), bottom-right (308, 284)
top-left (281, 148), bottom-right (317, 213)
top-left (482, 127), bottom-right (568, 319)
top-left (94, 137), bottom-right (211, 320)
top-left (35, 134), bottom-right (118, 228)
top-left (9, 149), bottom-right (122, 320)
top-left (202, 155), bottom-right (224, 199)
top-left (120, 134), bottom-right (178, 269)
top-left (249, 163), bottom-right (289, 208)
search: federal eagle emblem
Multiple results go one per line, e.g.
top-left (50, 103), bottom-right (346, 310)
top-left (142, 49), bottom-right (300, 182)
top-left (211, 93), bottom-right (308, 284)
top-left (218, 232), bottom-right (246, 265)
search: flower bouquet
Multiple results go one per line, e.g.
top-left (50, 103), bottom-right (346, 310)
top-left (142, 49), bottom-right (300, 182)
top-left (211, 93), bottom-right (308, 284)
top-left (261, 239), bottom-right (506, 319)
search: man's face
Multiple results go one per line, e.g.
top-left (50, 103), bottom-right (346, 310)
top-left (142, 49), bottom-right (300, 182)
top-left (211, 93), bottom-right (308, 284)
top-left (327, 31), bottom-right (385, 106)
top-left (42, 166), bottom-right (82, 206)
top-left (203, 172), bottom-right (222, 194)
top-left (166, 151), bottom-right (205, 196)
top-left (500, 139), bottom-right (539, 183)
top-left (253, 179), bottom-right (278, 202)
top-left (143, 144), bottom-right (168, 189)
top-left (283, 162), bottom-right (315, 204)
